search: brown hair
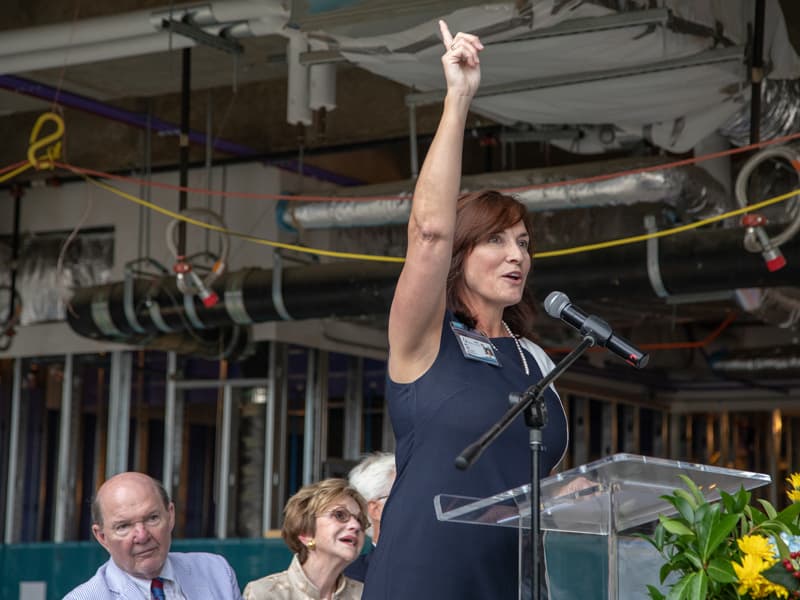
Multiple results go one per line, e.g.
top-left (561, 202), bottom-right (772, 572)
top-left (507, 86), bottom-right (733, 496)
top-left (446, 190), bottom-right (537, 339)
top-left (282, 478), bottom-right (369, 564)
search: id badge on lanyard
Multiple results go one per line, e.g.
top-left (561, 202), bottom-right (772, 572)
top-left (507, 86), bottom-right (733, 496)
top-left (450, 321), bottom-right (502, 367)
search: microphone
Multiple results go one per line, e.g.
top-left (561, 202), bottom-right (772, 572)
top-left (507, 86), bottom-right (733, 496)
top-left (544, 291), bottom-right (649, 369)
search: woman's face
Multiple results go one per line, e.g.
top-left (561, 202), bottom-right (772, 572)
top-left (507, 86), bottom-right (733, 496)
top-left (308, 494), bottom-right (365, 565)
top-left (461, 220), bottom-right (531, 314)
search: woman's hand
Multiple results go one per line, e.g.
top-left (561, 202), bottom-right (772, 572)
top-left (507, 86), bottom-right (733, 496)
top-left (438, 20), bottom-right (483, 99)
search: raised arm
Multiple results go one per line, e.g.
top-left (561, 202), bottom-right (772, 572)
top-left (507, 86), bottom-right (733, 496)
top-left (387, 21), bottom-right (483, 383)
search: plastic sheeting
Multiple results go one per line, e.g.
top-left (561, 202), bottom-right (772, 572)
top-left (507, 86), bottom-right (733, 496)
top-left (0, 230), bottom-right (113, 326)
top-left (330, 0), bottom-right (800, 153)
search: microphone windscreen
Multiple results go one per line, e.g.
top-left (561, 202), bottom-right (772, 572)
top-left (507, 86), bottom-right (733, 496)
top-left (544, 291), bottom-right (570, 318)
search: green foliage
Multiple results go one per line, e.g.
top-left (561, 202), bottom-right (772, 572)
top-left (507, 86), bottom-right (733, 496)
top-left (641, 476), bottom-right (800, 600)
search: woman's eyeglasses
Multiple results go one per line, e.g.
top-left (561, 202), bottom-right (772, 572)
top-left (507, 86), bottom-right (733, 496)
top-left (319, 507), bottom-right (368, 530)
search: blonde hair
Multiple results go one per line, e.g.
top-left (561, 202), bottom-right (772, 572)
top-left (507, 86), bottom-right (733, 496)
top-left (282, 478), bottom-right (368, 563)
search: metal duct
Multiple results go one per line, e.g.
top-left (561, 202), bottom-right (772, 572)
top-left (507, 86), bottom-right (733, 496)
top-left (537, 224), bottom-right (800, 300)
top-left (735, 287), bottom-right (800, 329)
top-left (280, 164), bottom-right (729, 230)
top-left (0, 230), bottom-right (112, 325)
top-left (66, 226), bottom-right (800, 344)
top-left (66, 263), bottom-right (399, 342)
top-left (710, 346), bottom-right (800, 374)
top-left (719, 79), bottom-right (800, 147)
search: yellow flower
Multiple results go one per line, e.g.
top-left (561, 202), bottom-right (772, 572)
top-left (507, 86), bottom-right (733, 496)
top-left (733, 553), bottom-right (771, 597)
top-left (763, 581), bottom-right (790, 599)
top-left (738, 535), bottom-right (776, 561)
top-left (788, 472), bottom-right (800, 503)
top-left (732, 542), bottom-right (791, 600)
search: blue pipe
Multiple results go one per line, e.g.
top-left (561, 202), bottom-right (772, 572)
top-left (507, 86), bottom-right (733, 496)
top-left (0, 74), bottom-right (363, 186)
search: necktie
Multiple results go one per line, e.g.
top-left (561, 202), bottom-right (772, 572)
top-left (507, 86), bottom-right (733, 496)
top-left (151, 577), bottom-right (166, 600)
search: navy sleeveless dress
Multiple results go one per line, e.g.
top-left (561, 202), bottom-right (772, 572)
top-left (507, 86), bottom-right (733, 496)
top-left (363, 313), bottom-right (568, 600)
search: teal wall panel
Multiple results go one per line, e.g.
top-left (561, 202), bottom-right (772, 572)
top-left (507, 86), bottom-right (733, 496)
top-left (0, 538), bottom-right (292, 600)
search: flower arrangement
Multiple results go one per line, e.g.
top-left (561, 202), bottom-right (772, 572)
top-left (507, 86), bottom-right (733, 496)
top-left (643, 472), bottom-right (800, 600)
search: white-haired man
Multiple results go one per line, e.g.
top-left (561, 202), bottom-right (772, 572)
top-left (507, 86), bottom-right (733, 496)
top-left (343, 452), bottom-right (396, 582)
top-left (64, 472), bottom-right (242, 599)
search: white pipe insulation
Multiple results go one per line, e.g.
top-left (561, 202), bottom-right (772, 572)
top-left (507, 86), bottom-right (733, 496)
top-left (286, 32), bottom-right (313, 126)
top-left (309, 38), bottom-right (337, 112)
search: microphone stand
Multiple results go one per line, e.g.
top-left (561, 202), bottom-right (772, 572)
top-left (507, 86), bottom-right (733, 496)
top-left (455, 336), bottom-right (596, 600)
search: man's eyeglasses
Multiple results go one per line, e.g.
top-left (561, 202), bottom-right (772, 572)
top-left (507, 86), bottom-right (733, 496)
top-left (319, 507), bottom-right (368, 530)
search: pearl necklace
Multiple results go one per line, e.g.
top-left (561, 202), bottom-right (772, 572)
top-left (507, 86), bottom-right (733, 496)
top-left (502, 320), bottom-right (530, 376)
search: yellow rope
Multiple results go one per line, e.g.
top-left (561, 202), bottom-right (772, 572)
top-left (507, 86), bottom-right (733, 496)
top-left (82, 174), bottom-right (406, 263)
top-left (0, 162), bottom-right (34, 184)
top-left (83, 168), bottom-right (799, 264)
top-left (7, 110), bottom-right (798, 265)
top-left (534, 188), bottom-right (800, 258)
top-left (0, 112), bottom-right (64, 183)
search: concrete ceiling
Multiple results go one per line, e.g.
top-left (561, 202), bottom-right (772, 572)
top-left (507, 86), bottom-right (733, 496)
top-left (1, 0), bottom-right (800, 392)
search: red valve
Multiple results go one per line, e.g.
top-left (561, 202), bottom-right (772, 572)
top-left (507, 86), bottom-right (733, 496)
top-left (741, 213), bottom-right (767, 227)
top-left (200, 290), bottom-right (219, 308)
top-left (172, 259), bottom-right (191, 274)
top-left (741, 215), bottom-right (787, 271)
top-left (763, 251), bottom-right (787, 272)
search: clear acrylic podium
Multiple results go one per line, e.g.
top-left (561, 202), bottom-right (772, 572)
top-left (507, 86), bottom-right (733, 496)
top-left (434, 453), bottom-right (771, 599)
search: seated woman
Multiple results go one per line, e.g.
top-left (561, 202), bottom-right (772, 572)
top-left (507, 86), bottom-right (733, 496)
top-left (244, 478), bottom-right (368, 600)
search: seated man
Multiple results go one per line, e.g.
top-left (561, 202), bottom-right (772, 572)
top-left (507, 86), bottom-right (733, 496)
top-left (64, 471), bottom-right (243, 599)
top-left (344, 451), bottom-right (396, 582)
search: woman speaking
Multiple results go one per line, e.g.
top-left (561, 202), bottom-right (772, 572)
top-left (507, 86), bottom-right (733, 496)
top-left (362, 20), bottom-right (568, 600)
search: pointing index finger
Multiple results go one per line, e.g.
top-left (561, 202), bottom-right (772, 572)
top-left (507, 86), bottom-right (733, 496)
top-left (438, 20), bottom-right (453, 49)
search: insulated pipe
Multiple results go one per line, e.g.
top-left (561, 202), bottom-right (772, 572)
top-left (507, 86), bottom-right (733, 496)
top-left (0, 185), bottom-right (23, 351)
top-left (719, 79), bottom-right (800, 147)
top-left (281, 164), bottom-right (729, 230)
top-left (3, 186), bottom-right (22, 326)
top-left (710, 346), bottom-right (800, 374)
top-left (287, 33), bottom-right (313, 126)
top-left (0, 34), bottom-right (195, 74)
top-left (536, 224), bottom-right (800, 300)
top-left (66, 227), bottom-right (800, 344)
top-left (66, 263), bottom-right (399, 340)
top-left (309, 40), bottom-right (336, 111)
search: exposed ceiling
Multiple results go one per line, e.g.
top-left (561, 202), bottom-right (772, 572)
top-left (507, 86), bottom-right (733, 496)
top-left (1, 0), bottom-right (800, 394)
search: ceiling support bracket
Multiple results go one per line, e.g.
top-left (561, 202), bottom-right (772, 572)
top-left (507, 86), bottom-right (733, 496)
top-left (644, 215), bottom-right (735, 305)
top-left (161, 18), bottom-right (244, 55)
top-left (271, 252), bottom-right (294, 321)
top-left (645, 215), bottom-right (669, 299)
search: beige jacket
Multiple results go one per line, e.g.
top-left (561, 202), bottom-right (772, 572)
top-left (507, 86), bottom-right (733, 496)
top-left (243, 555), bottom-right (363, 600)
